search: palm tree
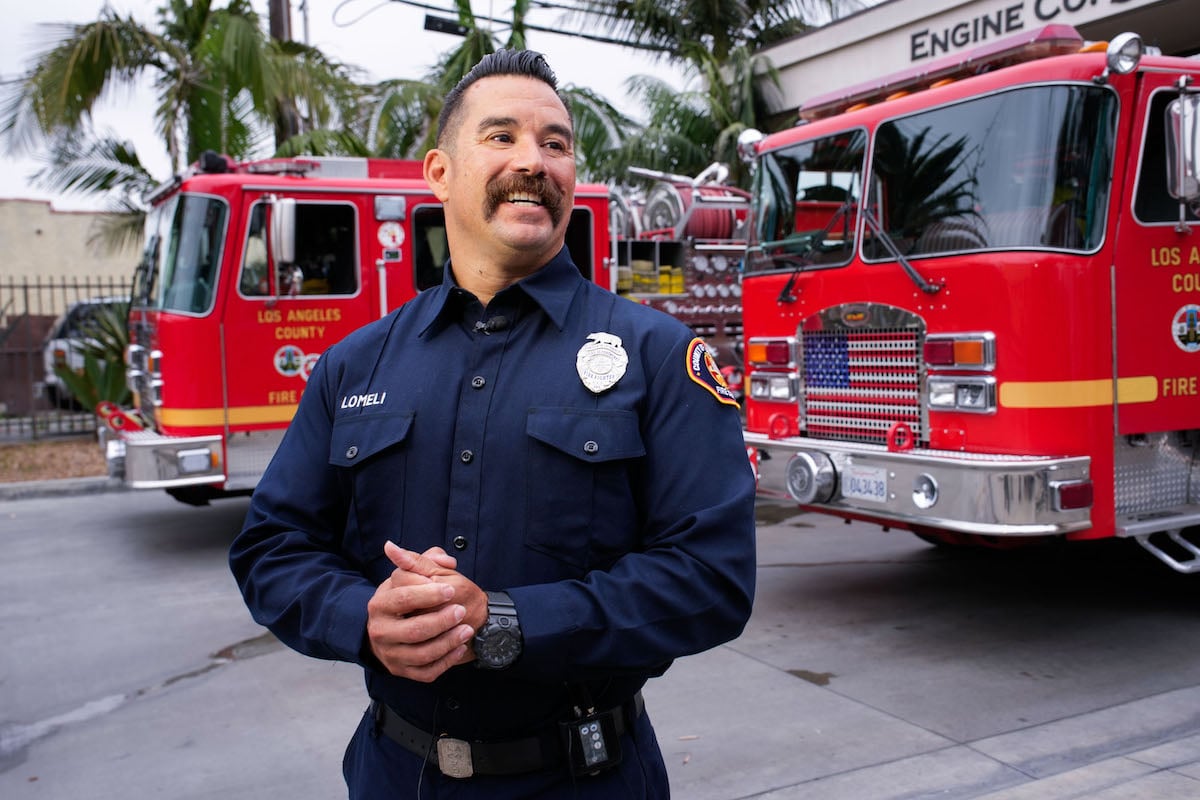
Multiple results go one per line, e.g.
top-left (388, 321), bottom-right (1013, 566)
top-left (584, 42), bottom-right (783, 186)
top-left (413, 0), bottom-right (640, 182)
top-left (561, 0), bottom-right (865, 187)
top-left (279, 0), bottom-right (638, 184)
top-left (566, 0), bottom-right (856, 62)
top-left (277, 0), bottom-right (503, 162)
top-left (1, 0), bottom-right (358, 204)
top-left (276, 76), bottom-right (442, 160)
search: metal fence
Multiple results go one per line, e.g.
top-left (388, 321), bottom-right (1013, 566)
top-left (1, 275), bottom-right (131, 440)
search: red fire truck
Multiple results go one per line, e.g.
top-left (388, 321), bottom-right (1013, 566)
top-left (739, 25), bottom-right (1200, 572)
top-left (100, 152), bottom-right (746, 505)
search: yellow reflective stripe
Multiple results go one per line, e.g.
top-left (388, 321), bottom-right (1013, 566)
top-left (999, 377), bottom-right (1157, 409)
top-left (158, 405), bottom-right (299, 427)
top-left (1116, 376), bottom-right (1159, 404)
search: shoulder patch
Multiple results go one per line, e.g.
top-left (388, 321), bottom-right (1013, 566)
top-left (685, 337), bottom-right (740, 407)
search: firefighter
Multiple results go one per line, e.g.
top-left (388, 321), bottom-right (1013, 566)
top-left (229, 49), bottom-right (756, 799)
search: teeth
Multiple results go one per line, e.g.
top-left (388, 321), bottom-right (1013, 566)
top-left (508, 192), bottom-right (541, 205)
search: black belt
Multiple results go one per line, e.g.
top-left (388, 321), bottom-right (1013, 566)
top-left (371, 692), bottom-right (644, 778)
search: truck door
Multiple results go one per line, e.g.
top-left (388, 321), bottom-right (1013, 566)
top-left (1113, 74), bottom-right (1200, 436)
top-left (222, 195), bottom-right (368, 441)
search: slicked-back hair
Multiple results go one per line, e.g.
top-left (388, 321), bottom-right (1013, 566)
top-left (436, 49), bottom-right (572, 148)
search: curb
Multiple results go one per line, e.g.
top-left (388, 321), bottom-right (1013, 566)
top-left (0, 475), bottom-right (127, 502)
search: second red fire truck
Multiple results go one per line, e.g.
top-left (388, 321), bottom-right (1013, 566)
top-left (100, 152), bottom-right (747, 505)
top-left (739, 25), bottom-right (1200, 572)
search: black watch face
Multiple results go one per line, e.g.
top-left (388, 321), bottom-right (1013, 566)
top-left (478, 625), bottom-right (520, 667)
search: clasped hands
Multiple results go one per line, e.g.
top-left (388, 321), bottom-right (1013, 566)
top-left (366, 540), bottom-right (488, 683)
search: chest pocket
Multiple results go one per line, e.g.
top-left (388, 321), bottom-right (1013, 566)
top-left (330, 411), bottom-right (415, 568)
top-left (525, 407), bottom-right (645, 572)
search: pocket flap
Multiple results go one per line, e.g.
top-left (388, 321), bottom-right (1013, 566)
top-left (329, 411), bottom-right (415, 466)
top-left (526, 407), bottom-right (644, 463)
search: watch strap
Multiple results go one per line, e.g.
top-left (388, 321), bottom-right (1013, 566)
top-left (486, 590), bottom-right (515, 615)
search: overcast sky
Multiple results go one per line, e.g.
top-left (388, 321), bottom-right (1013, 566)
top-left (1, 0), bottom-right (686, 210)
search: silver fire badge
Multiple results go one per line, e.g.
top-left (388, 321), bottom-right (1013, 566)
top-left (576, 332), bottom-right (628, 394)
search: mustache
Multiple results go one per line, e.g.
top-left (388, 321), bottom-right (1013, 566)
top-left (484, 174), bottom-right (566, 225)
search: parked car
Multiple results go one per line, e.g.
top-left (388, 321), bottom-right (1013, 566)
top-left (40, 296), bottom-right (130, 409)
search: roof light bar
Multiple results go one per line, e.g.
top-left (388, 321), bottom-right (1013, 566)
top-left (799, 24), bottom-right (1085, 122)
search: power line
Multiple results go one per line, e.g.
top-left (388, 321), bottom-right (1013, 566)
top-left (381, 0), bottom-right (673, 52)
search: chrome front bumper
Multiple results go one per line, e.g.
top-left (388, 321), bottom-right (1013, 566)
top-left (103, 428), bottom-right (224, 490)
top-left (746, 432), bottom-right (1092, 536)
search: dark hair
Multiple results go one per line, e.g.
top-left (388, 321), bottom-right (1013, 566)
top-left (436, 50), bottom-right (571, 147)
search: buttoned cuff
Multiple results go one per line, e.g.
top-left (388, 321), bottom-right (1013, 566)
top-left (326, 582), bottom-right (377, 665)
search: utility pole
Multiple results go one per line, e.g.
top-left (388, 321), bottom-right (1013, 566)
top-left (299, 0), bottom-right (311, 44)
top-left (268, 0), bottom-right (292, 42)
top-left (268, 0), bottom-right (301, 148)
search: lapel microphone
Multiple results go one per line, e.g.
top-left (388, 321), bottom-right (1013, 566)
top-left (474, 315), bottom-right (509, 334)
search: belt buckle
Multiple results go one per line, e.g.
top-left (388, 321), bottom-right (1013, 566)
top-left (436, 736), bottom-right (474, 779)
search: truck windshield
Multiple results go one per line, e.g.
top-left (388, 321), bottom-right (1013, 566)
top-left (745, 84), bottom-right (1117, 275)
top-left (864, 84), bottom-right (1116, 259)
top-left (745, 129), bottom-right (866, 273)
top-left (136, 194), bottom-right (228, 314)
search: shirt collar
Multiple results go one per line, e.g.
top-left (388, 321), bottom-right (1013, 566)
top-left (417, 247), bottom-right (583, 336)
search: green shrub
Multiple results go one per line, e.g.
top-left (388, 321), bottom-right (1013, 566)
top-left (53, 301), bottom-right (131, 412)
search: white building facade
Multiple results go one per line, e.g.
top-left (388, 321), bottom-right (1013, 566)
top-left (0, 198), bottom-right (140, 285)
top-left (761, 0), bottom-right (1197, 118)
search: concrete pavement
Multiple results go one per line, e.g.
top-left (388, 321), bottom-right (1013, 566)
top-left (645, 648), bottom-right (1200, 798)
top-left (2, 483), bottom-right (1198, 799)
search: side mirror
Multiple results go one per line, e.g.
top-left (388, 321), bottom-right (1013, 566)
top-left (269, 197), bottom-right (297, 265)
top-left (1166, 93), bottom-right (1200, 202)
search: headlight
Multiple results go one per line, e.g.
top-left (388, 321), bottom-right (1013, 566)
top-left (749, 373), bottom-right (798, 402)
top-left (927, 377), bottom-right (995, 413)
top-left (1106, 32), bottom-right (1143, 75)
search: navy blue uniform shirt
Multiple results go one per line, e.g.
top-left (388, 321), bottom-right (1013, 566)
top-left (230, 248), bottom-right (757, 743)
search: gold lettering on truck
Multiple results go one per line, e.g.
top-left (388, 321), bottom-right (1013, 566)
top-left (1161, 376), bottom-right (1198, 397)
top-left (274, 325), bottom-right (326, 340)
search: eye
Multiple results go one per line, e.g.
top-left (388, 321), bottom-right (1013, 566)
top-left (490, 132), bottom-right (514, 144)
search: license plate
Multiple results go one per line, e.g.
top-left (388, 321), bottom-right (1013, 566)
top-left (842, 464), bottom-right (888, 503)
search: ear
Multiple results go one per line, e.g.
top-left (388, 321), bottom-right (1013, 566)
top-left (424, 148), bottom-right (451, 202)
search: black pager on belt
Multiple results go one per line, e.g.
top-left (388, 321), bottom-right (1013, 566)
top-left (560, 707), bottom-right (622, 776)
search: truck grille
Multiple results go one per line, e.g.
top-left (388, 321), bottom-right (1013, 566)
top-left (800, 327), bottom-right (923, 444)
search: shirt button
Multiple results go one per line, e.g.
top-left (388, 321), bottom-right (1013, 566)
top-left (460, 450), bottom-right (474, 463)
top-left (452, 536), bottom-right (468, 551)
top-left (583, 440), bottom-right (599, 455)
top-left (471, 376), bottom-right (486, 389)
top-left (446, 697), bottom-right (461, 711)
top-left (345, 445), bottom-right (359, 459)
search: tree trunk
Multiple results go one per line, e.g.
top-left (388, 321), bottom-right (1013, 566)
top-left (268, 0), bottom-right (301, 150)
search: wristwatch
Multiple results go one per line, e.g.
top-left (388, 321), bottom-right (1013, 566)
top-left (474, 591), bottom-right (522, 669)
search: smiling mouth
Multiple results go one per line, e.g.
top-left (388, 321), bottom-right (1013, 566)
top-left (507, 192), bottom-right (544, 207)
top-left (486, 176), bottom-right (563, 224)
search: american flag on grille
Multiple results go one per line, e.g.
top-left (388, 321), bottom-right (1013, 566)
top-left (801, 329), bottom-right (921, 443)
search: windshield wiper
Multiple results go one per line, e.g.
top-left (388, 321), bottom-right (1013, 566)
top-left (861, 209), bottom-right (943, 295)
top-left (774, 200), bottom-right (855, 303)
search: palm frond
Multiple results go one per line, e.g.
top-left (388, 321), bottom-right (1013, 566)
top-left (276, 128), bottom-right (371, 158)
top-left (88, 205), bottom-right (148, 256)
top-left (32, 131), bottom-right (156, 198)
top-left (1, 12), bottom-right (163, 152)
